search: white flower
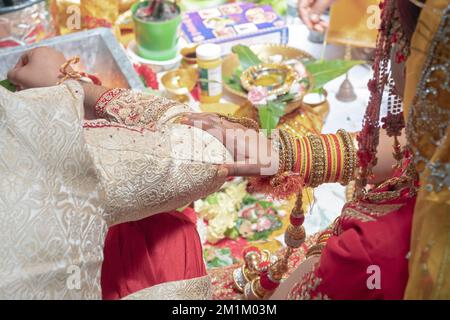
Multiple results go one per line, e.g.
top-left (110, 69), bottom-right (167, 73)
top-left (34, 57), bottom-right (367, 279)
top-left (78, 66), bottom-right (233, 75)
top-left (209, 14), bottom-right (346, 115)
top-left (206, 211), bottom-right (237, 243)
top-left (294, 62), bottom-right (308, 79)
top-left (248, 86), bottom-right (269, 106)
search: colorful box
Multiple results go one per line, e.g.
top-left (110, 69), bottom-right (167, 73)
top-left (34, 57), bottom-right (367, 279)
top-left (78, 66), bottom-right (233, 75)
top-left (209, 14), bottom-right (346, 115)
top-left (182, 2), bottom-right (289, 55)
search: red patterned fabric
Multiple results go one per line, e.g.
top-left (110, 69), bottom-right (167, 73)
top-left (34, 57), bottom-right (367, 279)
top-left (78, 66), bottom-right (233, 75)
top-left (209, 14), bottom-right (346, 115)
top-left (288, 179), bottom-right (416, 300)
top-left (101, 208), bottom-right (207, 300)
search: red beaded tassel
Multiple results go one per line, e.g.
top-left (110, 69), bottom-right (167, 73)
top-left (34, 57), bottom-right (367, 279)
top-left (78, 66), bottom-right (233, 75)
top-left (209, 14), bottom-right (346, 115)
top-left (356, 0), bottom-right (400, 197)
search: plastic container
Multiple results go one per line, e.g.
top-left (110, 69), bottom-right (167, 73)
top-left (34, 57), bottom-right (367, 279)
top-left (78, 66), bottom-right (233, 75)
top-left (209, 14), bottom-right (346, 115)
top-left (196, 43), bottom-right (223, 104)
top-left (131, 1), bottom-right (182, 61)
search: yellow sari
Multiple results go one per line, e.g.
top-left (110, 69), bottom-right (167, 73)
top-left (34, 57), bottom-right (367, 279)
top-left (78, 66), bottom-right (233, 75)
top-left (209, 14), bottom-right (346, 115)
top-left (403, 0), bottom-right (450, 300)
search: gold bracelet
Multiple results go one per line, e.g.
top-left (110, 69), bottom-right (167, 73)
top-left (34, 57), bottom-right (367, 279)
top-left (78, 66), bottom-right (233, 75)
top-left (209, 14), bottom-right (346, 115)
top-left (216, 114), bottom-right (260, 132)
top-left (278, 131), bottom-right (287, 174)
top-left (337, 129), bottom-right (357, 186)
top-left (299, 136), bottom-right (307, 178)
top-left (319, 135), bottom-right (329, 183)
top-left (287, 132), bottom-right (298, 172)
top-left (280, 129), bottom-right (294, 172)
top-left (327, 134), bottom-right (338, 183)
top-left (306, 243), bottom-right (326, 258)
top-left (308, 134), bottom-right (326, 187)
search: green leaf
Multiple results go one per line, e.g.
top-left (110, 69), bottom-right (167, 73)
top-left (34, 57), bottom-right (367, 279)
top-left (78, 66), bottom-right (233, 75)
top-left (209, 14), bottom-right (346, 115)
top-left (242, 195), bottom-right (257, 205)
top-left (224, 75), bottom-right (246, 94)
top-left (232, 45), bottom-right (262, 71)
top-left (257, 200), bottom-right (274, 210)
top-left (206, 194), bottom-right (219, 205)
top-left (258, 101), bottom-right (286, 134)
top-left (278, 92), bottom-right (296, 103)
top-left (304, 60), bottom-right (365, 91)
top-left (0, 79), bottom-right (17, 92)
top-left (224, 227), bottom-right (240, 240)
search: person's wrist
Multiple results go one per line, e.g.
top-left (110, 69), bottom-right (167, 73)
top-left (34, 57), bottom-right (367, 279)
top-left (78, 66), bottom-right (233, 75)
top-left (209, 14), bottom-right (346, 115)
top-left (79, 82), bottom-right (109, 120)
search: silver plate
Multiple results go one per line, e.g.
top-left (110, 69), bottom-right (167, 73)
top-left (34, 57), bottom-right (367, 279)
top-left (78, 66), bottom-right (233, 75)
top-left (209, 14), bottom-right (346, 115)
top-left (0, 28), bottom-right (144, 90)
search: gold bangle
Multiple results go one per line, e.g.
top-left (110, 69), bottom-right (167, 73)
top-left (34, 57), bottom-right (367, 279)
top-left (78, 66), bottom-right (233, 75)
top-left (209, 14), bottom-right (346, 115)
top-left (337, 129), bottom-right (357, 186)
top-left (308, 134), bottom-right (326, 187)
top-left (278, 132), bottom-right (286, 174)
top-left (280, 129), bottom-right (294, 172)
top-left (306, 243), bottom-right (326, 259)
top-left (216, 114), bottom-right (260, 132)
top-left (327, 134), bottom-right (338, 183)
top-left (288, 132), bottom-right (298, 172)
top-left (319, 135), bottom-right (329, 183)
top-left (299, 137), bottom-right (306, 177)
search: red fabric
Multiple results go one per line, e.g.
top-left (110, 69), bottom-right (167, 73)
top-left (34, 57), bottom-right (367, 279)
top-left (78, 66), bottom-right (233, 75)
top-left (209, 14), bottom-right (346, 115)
top-left (101, 208), bottom-right (207, 300)
top-left (295, 183), bottom-right (416, 300)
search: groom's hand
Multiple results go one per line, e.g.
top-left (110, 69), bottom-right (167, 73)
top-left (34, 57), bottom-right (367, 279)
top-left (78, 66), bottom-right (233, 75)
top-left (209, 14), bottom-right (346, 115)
top-left (180, 113), bottom-right (279, 177)
top-left (7, 47), bottom-right (69, 90)
top-left (7, 46), bottom-right (109, 120)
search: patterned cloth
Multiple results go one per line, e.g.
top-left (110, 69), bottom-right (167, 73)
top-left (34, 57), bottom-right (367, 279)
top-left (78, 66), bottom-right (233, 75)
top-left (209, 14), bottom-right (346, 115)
top-left (0, 81), bottom-right (231, 299)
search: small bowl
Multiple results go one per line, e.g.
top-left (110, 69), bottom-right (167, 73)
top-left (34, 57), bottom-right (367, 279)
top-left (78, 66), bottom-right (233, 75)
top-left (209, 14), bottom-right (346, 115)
top-left (161, 67), bottom-right (198, 95)
top-left (240, 63), bottom-right (299, 97)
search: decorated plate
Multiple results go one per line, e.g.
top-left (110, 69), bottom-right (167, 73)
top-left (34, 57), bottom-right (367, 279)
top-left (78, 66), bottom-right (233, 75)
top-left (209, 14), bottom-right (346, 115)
top-left (223, 44), bottom-right (314, 102)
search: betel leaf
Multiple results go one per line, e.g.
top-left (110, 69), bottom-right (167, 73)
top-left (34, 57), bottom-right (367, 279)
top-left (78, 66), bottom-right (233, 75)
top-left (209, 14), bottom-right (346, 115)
top-left (232, 45), bottom-right (262, 71)
top-left (0, 79), bottom-right (17, 92)
top-left (258, 101), bottom-right (286, 134)
top-left (224, 75), bottom-right (245, 93)
top-left (304, 59), bottom-right (365, 92)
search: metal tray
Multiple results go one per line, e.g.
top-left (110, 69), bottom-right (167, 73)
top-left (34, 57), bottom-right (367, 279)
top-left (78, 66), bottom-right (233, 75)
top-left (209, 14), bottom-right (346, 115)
top-left (0, 28), bottom-right (144, 90)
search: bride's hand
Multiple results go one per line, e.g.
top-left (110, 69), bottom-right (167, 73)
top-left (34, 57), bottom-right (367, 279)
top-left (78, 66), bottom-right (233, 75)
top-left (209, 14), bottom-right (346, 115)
top-left (180, 112), bottom-right (279, 177)
top-left (7, 47), bottom-right (69, 90)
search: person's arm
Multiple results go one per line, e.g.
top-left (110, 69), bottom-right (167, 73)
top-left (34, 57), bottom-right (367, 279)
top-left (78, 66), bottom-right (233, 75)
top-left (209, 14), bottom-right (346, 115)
top-left (7, 47), bottom-right (191, 126)
top-left (89, 85), bottom-right (190, 128)
top-left (6, 47), bottom-right (111, 119)
top-left (6, 48), bottom-right (234, 226)
top-left (181, 113), bottom-right (405, 190)
top-left (83, 118), bottom-right (232, 226)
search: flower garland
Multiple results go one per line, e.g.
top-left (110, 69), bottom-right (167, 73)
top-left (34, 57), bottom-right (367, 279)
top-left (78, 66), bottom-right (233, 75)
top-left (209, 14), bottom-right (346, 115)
top-left (133, 63), bottom-right (159, 90)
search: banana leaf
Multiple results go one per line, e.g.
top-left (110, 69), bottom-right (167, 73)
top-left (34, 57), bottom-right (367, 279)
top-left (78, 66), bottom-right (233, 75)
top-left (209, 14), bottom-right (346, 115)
top-left (304, 59), bottom-right (365, 92)
top-left (232, 45), bottom-right (262, 71)
top-left (258, 101), bottom-right (286, 134)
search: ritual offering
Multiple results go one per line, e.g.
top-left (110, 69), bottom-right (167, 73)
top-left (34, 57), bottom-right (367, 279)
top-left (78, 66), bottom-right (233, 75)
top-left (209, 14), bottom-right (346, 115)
top-left (223, 44), bottom-right (364, 132)
top-left (132, 0), bottom-right (182, 61)
top-left (181, 2), bottom-right (289, 55)
top-left (240, 63), bottom-right (300, 97)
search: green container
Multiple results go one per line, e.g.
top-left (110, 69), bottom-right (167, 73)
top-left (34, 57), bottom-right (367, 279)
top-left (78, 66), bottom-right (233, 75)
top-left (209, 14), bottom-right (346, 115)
top-left (132, 1), bottom-right (182, 61)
